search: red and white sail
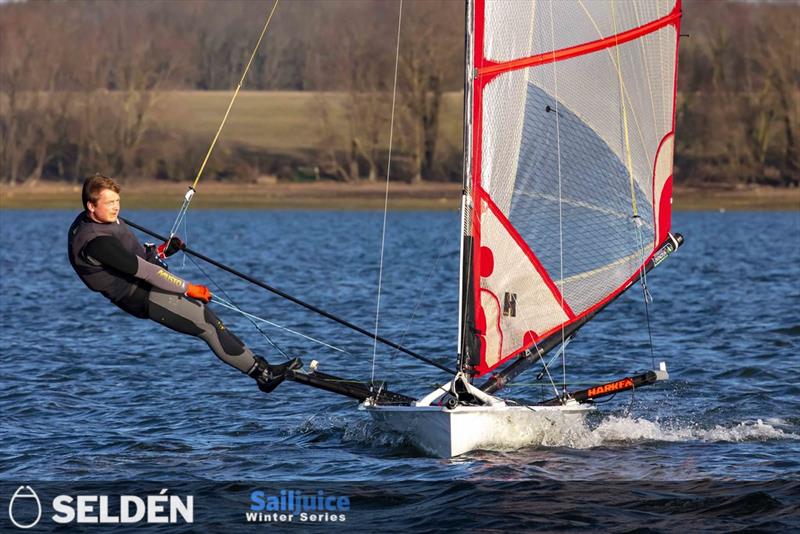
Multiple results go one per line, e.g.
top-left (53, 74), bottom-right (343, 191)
top-left (460, 0), bottom-right (682, 376)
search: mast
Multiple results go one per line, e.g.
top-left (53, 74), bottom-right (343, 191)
top-left (456, 0), bottom-right (477, 373)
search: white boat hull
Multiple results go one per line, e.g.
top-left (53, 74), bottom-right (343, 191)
top-left (362, 401), bottom-right (593, 458)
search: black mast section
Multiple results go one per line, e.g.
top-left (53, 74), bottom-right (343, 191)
top-left (122, 217), bottom-right (455, 376)
top-left (457, 0), bottom-right (477, 373)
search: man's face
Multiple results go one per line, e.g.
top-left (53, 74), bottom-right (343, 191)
top-left (87, 188), bottom-right (120, 223)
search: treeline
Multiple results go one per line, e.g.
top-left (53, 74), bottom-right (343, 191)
top-left (677, 1), bottom-right (798, 187)
top-left (0, 0), bottom-right (463, 184)
top-left (0, 0), bottom-right (797, 186)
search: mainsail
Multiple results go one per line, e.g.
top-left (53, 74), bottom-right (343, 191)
top-left (460, 0), bottom-right (682, 376)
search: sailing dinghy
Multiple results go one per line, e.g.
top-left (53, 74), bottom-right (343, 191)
top-left (285, 0), bottom-right (685, 457)
top-left (129, 0), bottom-right (684, 458)
top-left (362, 0), bottom-right (684, 457)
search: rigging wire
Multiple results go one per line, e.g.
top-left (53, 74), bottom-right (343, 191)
top-left (370, 0), bottom-right (404, 386)
top-left (538, 340), bottom-right (567, 400)
top-left (167, 0), bottom-right (281, 240)
top-left (548, 0), bottom-right (568, 396)
top-left (536, 337), bottom-right (571, 381)
top-left (187, 250), bottom-right (353, 358)
top-left (636, 224), bottom-right (657, 369)
top-left (610, 0), bottom-right (658, 370)
top-left (124, 216), bottom-right (453, 374)
top-left (212, 296), bottom-right (351, 356)
top-left (184, 253), bottom-right (293, 361)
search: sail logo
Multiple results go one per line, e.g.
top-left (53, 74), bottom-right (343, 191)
top-left (503, 292), bottom-right (517, 317)
top-left (587, 377), bottom-right (634, 398)
top-left (652, 245), bottom-right (672, 266)
top-left (247, 489), bottom-right (349, 523)
top-left (8, 486), bottom-right (42, 529)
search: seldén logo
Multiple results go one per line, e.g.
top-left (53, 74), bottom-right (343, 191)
top-left (248, 489), bottom-right (349, 523)
top-left (7, 486), bottom-right (193, 528)
top-left (8, 486), bottom-right (42, 529)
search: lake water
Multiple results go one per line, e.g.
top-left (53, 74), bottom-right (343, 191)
top-left (1, 209), bottom-right (798, 530)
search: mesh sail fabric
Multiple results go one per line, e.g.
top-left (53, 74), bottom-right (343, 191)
top-left (468, 0), bottom-right (681, 376)
top-left (483, 0), bottom-right (676, 62)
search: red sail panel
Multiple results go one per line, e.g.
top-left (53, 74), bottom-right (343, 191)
top-left (467, 0), bottom-right (681, 377)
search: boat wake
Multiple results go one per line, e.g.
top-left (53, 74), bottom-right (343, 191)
top-left (585, 416), bottom-right (798, 447)
top-left (293, 412), bottom-right (797, 457)
top-left (468, 414), bottom-right (798, 451)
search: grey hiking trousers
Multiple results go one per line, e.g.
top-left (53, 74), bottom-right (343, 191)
top-left (147, 288), bottom-right (257, 374)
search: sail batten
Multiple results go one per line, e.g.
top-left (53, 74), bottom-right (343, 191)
top-left (462, 0), bottom-right (682, 377)
top-left (479, 1), bottom-right (679, 76)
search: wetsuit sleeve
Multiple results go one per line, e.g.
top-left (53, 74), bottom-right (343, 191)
top-left (84, 236), bottom-right (188, 294)
top-left (84, 236), bottom-right (137, 274)
top-left (133, 256), bottom-right (187, 294)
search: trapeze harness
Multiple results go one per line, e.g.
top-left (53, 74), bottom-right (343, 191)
top-left (67, 213), bottom-right (259, 375)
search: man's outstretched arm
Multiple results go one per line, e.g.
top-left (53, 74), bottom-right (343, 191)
top-left (83, 236), bottom-right (188, 295)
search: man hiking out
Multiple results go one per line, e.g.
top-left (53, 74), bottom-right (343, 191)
top-left (67, 173), bottom-right (300, 393)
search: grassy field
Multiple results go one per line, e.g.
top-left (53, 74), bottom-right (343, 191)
top-left (2, 91), bottom-right (797, 210)
top-left (0, 181), bottom-right (463, 211)
top-left (156, 90), bottom-right (464, 154)
top-left (1, 180), bottom-right (798, 211)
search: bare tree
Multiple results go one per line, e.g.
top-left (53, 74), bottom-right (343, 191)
top-left (398, 0), bottom-right (463, 182)
top-left (1, 0), bottom-right (796, 186)
top-left (0, 5), bottom-right (38, 183)
top-left (0, 3), bottom-right (73, 184)
top-left (73, 3), bottom-right (188, 178)
top-left (760, 8), bottom-right (799, 185)
top-left (309, 1), bottom-right (393, 182)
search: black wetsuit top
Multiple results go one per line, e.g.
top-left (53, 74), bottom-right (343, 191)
top-left (67, 213), bottom-right (187, 318)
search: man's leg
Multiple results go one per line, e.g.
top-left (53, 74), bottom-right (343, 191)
top-left (147, 289), bottom-right (300, 391)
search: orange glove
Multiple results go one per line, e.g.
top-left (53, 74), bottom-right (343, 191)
top-left (185, 283), bottom-right (211, 303)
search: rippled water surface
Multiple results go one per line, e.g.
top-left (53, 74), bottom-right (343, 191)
top-left (1, 209), bottom-right (798, 529)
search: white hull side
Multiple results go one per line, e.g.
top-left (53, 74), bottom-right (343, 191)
top-left (362, 402), bottom-right (593, 458)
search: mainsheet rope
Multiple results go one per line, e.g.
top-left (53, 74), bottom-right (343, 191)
top-left (539, 339), bottom-right (570, 399)
top-left (370, 0), bottom-right (404, 386)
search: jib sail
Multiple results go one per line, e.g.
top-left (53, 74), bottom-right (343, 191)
top-left (459, 0), bottom-right (682, 376)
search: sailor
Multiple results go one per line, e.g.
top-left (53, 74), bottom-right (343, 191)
top-left (67, 173), bottom-right (300, 393)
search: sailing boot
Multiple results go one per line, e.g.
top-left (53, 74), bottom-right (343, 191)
top-left (248, 356), bottom-right (303, 393)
